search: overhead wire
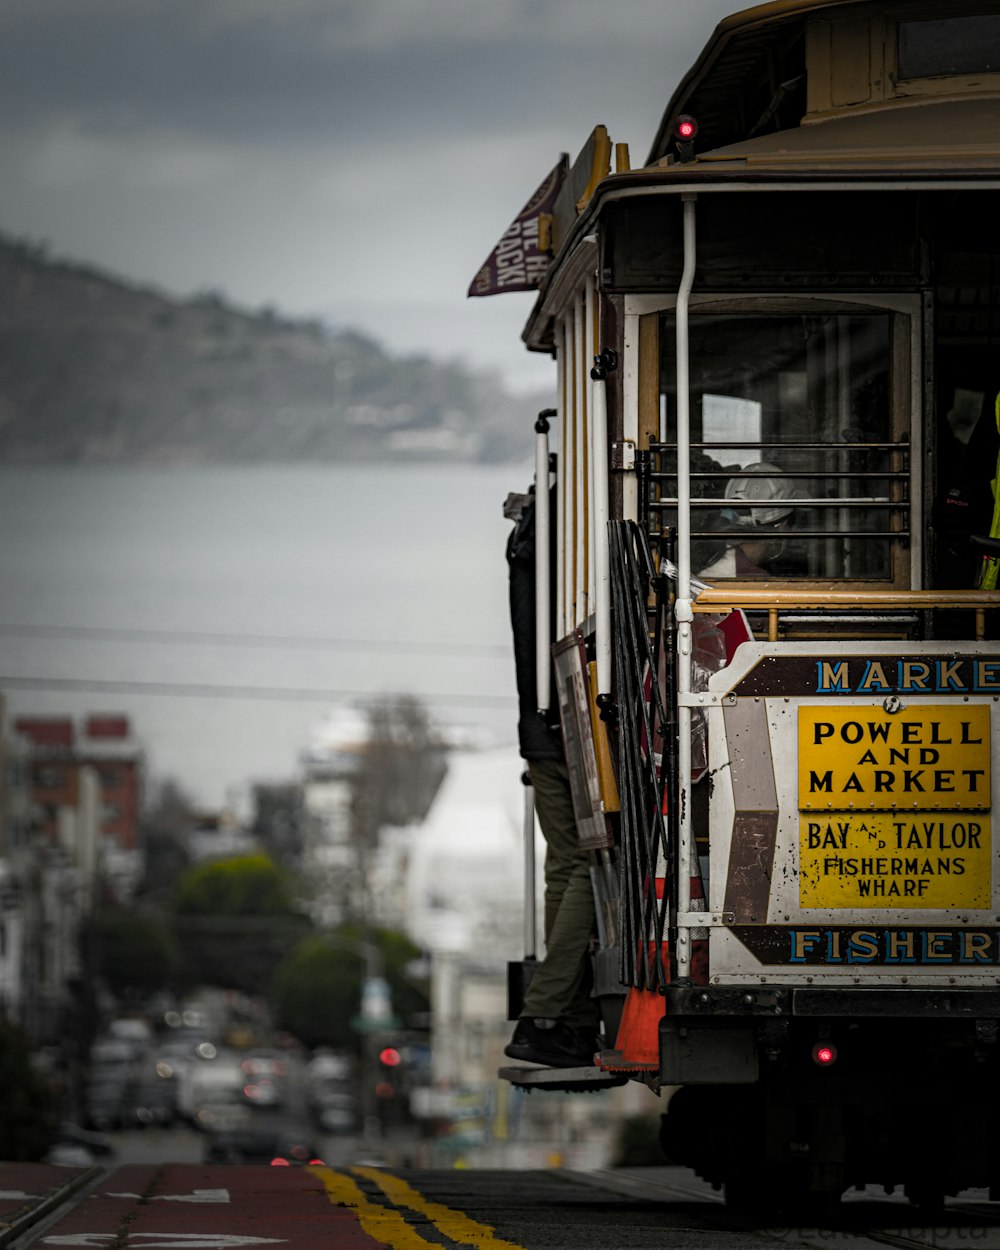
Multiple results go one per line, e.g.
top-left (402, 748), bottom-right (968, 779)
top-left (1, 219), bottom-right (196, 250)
top-left (0, 622), bottom-right (509, 659)
top-left (0, 673), bottom-right (516, 708)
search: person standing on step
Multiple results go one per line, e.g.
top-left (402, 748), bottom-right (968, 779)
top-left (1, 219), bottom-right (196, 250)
top-left (501, 487), bottom-right (600, 1070)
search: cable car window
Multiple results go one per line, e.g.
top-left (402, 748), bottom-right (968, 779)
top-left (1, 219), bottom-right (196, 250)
top-left (658, 311), bottom-right (906, 582)
top-left (898, 17), bottom-right (1000, 79)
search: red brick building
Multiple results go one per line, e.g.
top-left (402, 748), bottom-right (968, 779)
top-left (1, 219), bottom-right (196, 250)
top-left (14, 715), bottom-right (142, 850)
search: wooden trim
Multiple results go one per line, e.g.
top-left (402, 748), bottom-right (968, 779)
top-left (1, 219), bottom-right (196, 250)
top-left (637, 313), bottom-right (660, 450)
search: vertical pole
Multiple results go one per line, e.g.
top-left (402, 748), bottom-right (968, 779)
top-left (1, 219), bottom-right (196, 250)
top-left (558, 319), bottom-right (570, 637)
top-left (534, 410), bottom-right (554, 715)
top-left (574, 291), bottom-right (587, 625)
top-left (585, 275), bottom-right (597, 609)
top-left (674, 194), bottom-right (697, 981)
top-left (522, 773), bottom-right (537, 959)
top-left (591, 355), bottom-right (613, 699)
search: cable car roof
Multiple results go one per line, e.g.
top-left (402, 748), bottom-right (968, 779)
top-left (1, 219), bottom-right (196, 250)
top-left (647, 0), bottom-right (1000, 164)
top-left (648, 95), bottom-right (1000, 173)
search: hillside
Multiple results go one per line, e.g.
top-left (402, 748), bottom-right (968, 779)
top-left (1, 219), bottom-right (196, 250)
top-left (0, 235), bottom-right (548, 464)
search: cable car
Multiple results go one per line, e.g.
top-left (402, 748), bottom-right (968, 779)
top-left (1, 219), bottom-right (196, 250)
top-left (476, 0), bottom-right (1000, 1214)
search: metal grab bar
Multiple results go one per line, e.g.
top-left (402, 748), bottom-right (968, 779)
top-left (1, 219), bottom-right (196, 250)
top-left (650, 497), bottom-right (907, 506)
top-left (691, 587), bottom-right (999, 642)
top-left (677, 445), bottom-right (906, 452)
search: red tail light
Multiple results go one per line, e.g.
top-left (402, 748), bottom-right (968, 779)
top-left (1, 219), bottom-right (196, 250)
top-left (812, 1042), bottom-right (838, 1067)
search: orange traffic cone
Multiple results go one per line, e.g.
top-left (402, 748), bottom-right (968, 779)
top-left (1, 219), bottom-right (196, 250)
top-left (599, 984), bottom-right (665, 1072)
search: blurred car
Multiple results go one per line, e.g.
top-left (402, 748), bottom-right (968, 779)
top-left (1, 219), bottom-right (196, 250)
top-left (239, 1052), bottom-right (288, 1108)
top-left (304, 1049), bottom-right (358, 1131)
top-left (306, 1049), bottom-right (352, 1083)
top-left (241, 1078), bottom-right (281, 1108)
top-left (175, 1051), bottom-right (251, 1132)
top-left (193, 1088), bottom-right (250, 1134)
top-left (89, 1037), bottom-right (135, 1069)
top-left (204, 1130), bottom-right (323, 1166)
top-left (84, 1074), bottom-right (129, 1132)
top-left (47, 1122), bottom-right (115, 1166)
top-left (311, 1089), bottom-right (359, 1134)
top-left (127, 1053), bottom-right (179, 1127)
top-left (240, 1052), bottom-right (289, 1080)
top-left (108, 1017), bottom-right (154, 1055)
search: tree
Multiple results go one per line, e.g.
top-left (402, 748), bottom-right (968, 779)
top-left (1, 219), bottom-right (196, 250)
top-left (344, 696), bottom-right (448, 921)
top-left (91, 906), bottom-right (181, 997)
top-left (270, 924), bottom-right (428, 1052)
top-left (171, 855), bottom-right (310, 992)
top-left (173, 853), bottom-right (297, 916)
top-left (353, 696), bottom-right (448, 835)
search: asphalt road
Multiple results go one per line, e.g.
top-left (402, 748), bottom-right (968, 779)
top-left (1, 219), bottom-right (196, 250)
top-left (5, 1161), bottom-right (1000, 1250)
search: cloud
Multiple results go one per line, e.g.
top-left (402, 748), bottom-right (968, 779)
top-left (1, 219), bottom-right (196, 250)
top-left (0, 0), bottom-right (738, 384)
top-left (0, 0), bottom-right (734, 147)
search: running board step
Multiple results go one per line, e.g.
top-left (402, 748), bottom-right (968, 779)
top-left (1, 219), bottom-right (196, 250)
top-left (498, 1065), bottom-right (627, 1092)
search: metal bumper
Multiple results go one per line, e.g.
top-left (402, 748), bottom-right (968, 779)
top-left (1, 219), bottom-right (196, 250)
top-left (664, 983), bottom-right (1000, 1019)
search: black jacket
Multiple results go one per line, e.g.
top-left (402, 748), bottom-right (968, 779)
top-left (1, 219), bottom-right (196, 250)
top-left (506, 490), bottom-right (562, 761)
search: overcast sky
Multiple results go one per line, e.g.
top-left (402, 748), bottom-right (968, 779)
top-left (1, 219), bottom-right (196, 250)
top-left (1, 0), bottom-right (738, 393)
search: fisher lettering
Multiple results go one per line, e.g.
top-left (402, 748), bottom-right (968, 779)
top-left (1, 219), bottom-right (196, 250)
top-left (783, 927), bottom-right (1000, 965)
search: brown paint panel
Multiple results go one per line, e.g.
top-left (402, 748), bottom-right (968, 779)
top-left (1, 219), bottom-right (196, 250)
top-left (724, 810), bottom-right (779, 922)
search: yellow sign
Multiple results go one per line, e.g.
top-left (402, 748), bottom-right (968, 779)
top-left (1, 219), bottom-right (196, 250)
top-left (799, 813), bottom-right (992, 908)
top-left (798, 705), bottom-right (991, 810)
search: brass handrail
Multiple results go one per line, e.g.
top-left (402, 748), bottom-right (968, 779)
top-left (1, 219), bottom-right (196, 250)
top-left (691, 588), bottom-right (1000, 642)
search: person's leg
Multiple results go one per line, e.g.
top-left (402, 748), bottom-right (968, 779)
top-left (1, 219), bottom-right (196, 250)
top-left (519, 759), bottom-right (598, 1031)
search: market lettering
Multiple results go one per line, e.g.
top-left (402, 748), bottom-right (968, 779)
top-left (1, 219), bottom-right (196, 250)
top-left (805, 767), bottom-right (985, 794)
top-left (814, 657), bottom-right (1000, 693)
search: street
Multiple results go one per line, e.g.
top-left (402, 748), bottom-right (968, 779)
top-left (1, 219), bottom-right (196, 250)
top-left (6, 1159), bottom-right (1000, 1250)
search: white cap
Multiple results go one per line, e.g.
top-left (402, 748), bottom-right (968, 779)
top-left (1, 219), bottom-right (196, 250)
top-left (724, 463), bottom-right (796, 526)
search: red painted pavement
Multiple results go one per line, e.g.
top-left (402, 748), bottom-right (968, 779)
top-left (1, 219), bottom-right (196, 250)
top-left (0, 1163), bottom-right (92, 1224)
top-left (10, 1163), bottom-right (387, 1250)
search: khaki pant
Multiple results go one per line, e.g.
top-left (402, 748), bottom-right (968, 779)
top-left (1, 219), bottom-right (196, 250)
top-left (520, 758), bottom-right (599, 1031)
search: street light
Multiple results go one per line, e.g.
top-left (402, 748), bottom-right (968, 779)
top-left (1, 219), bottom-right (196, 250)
top-left (322, 932), bottom-right (399, 1148)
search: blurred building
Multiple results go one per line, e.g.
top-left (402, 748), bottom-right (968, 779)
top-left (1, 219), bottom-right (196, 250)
top-left (299, 705), bottom-right (370, 927)
top-left (13, 714), bottom-right (142, 852)
top-left (0, 707), bottom-right (143, 1042)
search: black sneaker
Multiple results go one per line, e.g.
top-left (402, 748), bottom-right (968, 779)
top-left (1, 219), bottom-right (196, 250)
top-left (503, 1018), bottom-right (598, 1069)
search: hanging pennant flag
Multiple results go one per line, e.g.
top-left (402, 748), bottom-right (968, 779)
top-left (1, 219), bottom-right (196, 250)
top-left (467, 155), bottom-right (568, 297)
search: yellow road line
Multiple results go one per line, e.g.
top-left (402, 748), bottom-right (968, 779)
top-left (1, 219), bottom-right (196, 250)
top-left (308, 1165), bottom-right (440, 1249)
top-left (352, 1167), bottom-right (528, 1250)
